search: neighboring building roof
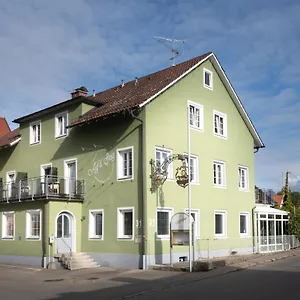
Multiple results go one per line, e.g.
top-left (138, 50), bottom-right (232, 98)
top-left (0, 117), bottom-right (10, 137)
top-left (69, 51), bottom-right (264, 149)
top-left (0, 128), bottom-right (21, 149)
top-left (13, 96), bottom-right (101, 124)
top-left (274, 194), bottom-right (283, 208)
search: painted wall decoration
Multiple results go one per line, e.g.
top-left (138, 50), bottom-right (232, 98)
top-left (88, 150), bottom-right (115, 183)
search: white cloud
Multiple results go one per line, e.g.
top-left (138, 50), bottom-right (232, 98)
top-left (1, 0), bottom-right (300, 192)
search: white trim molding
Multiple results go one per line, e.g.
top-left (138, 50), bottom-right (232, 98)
top-left (203, 68), bottom-right (213, 90)
top-left (55, 110), bottom-right (68, 139)
top-left (2, 211), bottom-right (15, 240)
top-left (213, 160), bottom-right (226, 188)
top-left (26, 209), bottom-right (42, 240)
top-left (238, 165), bottom-right (249, 191)
top-left (117, 206), bottom-right (134, 241)
top-left (188, 100), bottom-right (204, 132)
top-left (184, 208), bottom-right (200, 239)
top-left (239, 212), bottom-right (250, 238)
top-left (156, 206), bottom-right (174, 240)
top-left (29, 120), bottom-right (41, 145)
top-left (89, 209), bottom-right (104, 240)
top-left (213, 110), bottom-right (227, 139)
top-left (155, 146), bottom-right (173, 180)
top-left (214, 210), bottom-right (227, 239)
top-left (116, 146), bottom-right (134, 181)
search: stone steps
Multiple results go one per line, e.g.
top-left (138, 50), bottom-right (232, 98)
top-left (57, 252), bottom-right (99, 270)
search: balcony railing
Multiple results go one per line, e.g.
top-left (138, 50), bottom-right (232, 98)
top-left (0, 175), bottom-right (86, 203)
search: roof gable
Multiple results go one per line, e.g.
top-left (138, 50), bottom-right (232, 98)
top-left (0, 128), bottom-right (21, 149)
top-left (69, 52), bottom-right (264, 149)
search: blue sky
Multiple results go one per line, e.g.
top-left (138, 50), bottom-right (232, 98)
top-left (1, 0), bottom-right (300, 191)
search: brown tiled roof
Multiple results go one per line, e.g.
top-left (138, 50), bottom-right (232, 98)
top-left (274, 195), bottom-right (283, 208)
top-left (70, 52), bottom-right (213, 127)
top-left (0, 117), bottom-right (10, 137)
top-left (0, 128), bottom-right (21, 149)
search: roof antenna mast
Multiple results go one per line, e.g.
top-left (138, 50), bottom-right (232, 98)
top-left (154, 36), bottom-right (186, 66)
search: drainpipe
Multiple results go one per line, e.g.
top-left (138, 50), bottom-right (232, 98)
top-left (43, 200), bottom-right (49, 268)
top-left (129, 109), bottom-right (147, 269)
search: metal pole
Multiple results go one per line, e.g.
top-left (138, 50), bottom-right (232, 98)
top-left (187, 106), bottom-right (192, 272)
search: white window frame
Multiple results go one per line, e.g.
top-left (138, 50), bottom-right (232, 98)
top-left (239, 212), bottom-right (250, 238)
top-left (213, 160), bottom-right (226, 188)
top-left (184, 208), bottom-right (200, 239)
top-left (203, 68), bottom-right (213, 90)
top-left (6, 170), bottom-right (16, 199)
top-left (156, 207), bottom-right (174, 240)
top-left (184, 153), bottom-right (199, 184)
top-left (238, 165), bottom-right (249, 191)
top-left (214, 210), bottom-right (227, 238)
top-left (117, 146), bottom-right (134, 181)
top-left (188, 101), bottom-right (204, 131)
top-left (155, 147), bottom-right (173, 180)
top-left (2, 211), bottom-right (15, 240)
top-left (26, 210), bottom-right (42, 240)
top-left (29, 120), bottom-right (41, 145)
top-left (89, 209), bottom-right (104, 240)
top-left (55, 111), bottom-right (68, 139)
top-left (117, 207), bottom-right (134, 240)
top-left (213, 110), bottom-right (227, 139)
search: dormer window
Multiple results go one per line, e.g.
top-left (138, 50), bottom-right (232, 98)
top-left (203, 68), bottom-right (213, 90)
top-left (55, 111), bottom-right (68, 138)
top-left (30, 121), bottom-right (41, 145)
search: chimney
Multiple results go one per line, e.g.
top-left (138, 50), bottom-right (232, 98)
top-left (71, 86), bottom-right (88, 99)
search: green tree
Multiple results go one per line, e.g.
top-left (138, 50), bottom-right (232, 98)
top-left (281, 171), bottom-right (300, 239)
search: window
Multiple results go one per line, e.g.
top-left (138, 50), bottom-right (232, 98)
top-left (117, 147), bottom-right (133, 180)
top-left (215, 210), bottom-right (227, 238)
top-left (89, 210), bottom-right (104, 240)
top-left (2, 212), bottom-right (15, 239)
top-left (188, 101), bottom-right (203, 131)
top-left (238, 166), bottom-right (249, 191)
top-left (117, 207), bottom-right (134, 240)
top-left (240, 213), bottom-right (250, 237)
top-left (156, 207), bottom-right (173, 239)
top-left (203, 68), bottom-right (213, 90)
top-left (156, 147), bottom-right (173, 179)
top-left (30, 121), bottom-right (41, 145)
top-left (6, 171), bottom-right (16, 199)
top-left (184, 154), bottom-right (199, 183)
top-left (26, 210), bottom-right (41, 239)
top-left (213, 160), bottom-right (226, 187)
top-left (213, 110), bottom-right (227, 138)
top-left (185, 209), bottom-right (200, 239)
top-left (55, 111), bottom-right (68, 138)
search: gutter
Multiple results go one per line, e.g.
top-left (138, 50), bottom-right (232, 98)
top-left (129, 109), bottom-right (147, 270)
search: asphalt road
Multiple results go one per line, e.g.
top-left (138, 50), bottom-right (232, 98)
top-left (1, 256), bottom-right (300, 300)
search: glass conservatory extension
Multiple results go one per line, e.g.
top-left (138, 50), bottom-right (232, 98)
top-left (254, 204), bottom-right (289, 253)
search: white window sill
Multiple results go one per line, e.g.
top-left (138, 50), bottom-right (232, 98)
top-left (204, 84), bottom-right (213, 90)
top-left (55, 134), bottom-right (67, 140)
top-left (239, 188), bottom-right (250, 192)
top-left (117, 236), bottom-right (134, 241)
top-left (189, 125), bottom-right (203, 132)
top-left (190, 181), bottom-right (200, 185)
top-left (30, 142), bottom-right (41, 146)
top-left (214, 133), bottom-right (227, 139)
top-left (117, 177), bottom-right (133, 182)
top-left (214, 235), bottom-right (227, 239)
top-left (2, 237), bottom-right (14, 240)
top-left (213, 184), bottom-right (227, 189)
top-left (240, 234), bottom-right (250, 239)
top-left (26, 236), bottom-right (40, 240)
top-left (89, 236), bottom-right (103, 241)
top-left (156, 235), bottom-right (170, 241)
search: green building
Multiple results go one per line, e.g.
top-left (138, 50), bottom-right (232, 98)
top-left (0, 51), bottom-right (265, 269)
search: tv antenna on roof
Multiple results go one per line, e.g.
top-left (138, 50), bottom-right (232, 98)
top-left (154, 36), bottom-right (186, 66)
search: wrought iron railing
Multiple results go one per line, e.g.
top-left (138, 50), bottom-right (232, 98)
top-left (0, 175), bottom-right (86, 203)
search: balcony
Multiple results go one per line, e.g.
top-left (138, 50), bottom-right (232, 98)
top-left (0, 176), bottom-right (86, 203)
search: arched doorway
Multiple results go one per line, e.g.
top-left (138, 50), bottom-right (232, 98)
top-left (56, 211), bottom-right (76, 254)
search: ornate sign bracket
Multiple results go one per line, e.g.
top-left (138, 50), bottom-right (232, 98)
top-left (149, 153), bottom-right (189, 193)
